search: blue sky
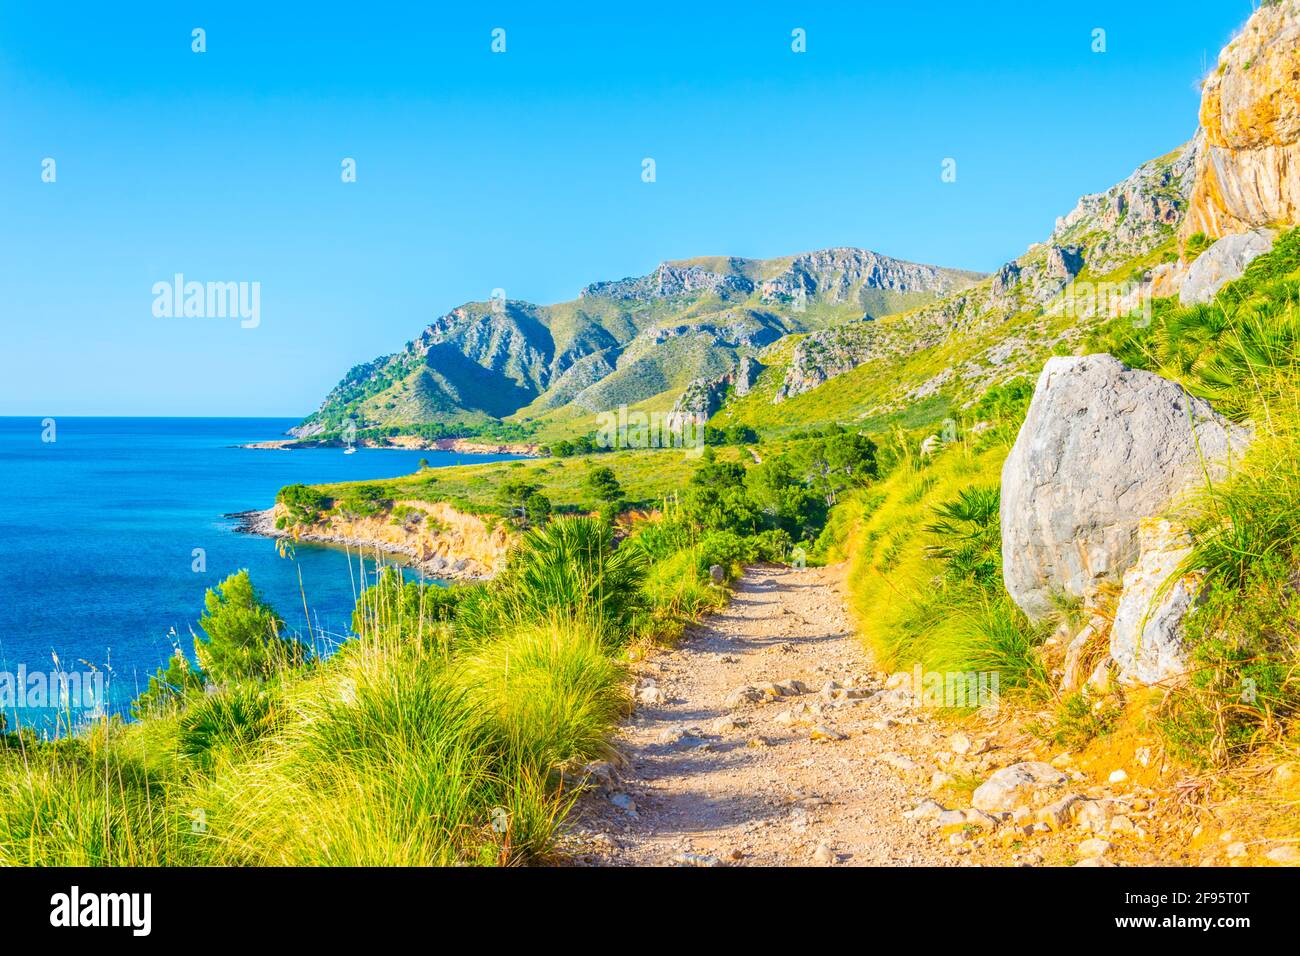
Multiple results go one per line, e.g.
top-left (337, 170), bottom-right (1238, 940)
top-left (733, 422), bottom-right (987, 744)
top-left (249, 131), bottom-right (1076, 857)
top-left (0, 1), bottom-right (1255, 416)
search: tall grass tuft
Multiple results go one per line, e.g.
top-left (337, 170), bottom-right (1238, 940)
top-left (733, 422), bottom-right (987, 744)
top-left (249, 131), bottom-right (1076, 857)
top-left (457, 618), bottom-right (628, 771)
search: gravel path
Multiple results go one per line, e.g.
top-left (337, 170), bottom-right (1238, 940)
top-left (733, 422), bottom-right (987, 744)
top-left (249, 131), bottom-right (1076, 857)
top-left (564, 563), bottom-right (962, 867)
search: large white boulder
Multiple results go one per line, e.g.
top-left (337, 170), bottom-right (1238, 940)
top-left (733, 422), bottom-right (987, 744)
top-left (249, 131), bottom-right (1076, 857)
top-left (1001, 355), bottom-right (1249, 620)
top-left (1179, 229), bottom-right (1274, 305)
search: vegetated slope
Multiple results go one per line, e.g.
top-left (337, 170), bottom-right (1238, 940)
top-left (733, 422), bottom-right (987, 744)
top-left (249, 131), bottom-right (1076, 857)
top-left (710, 145), bottom-right (1199, 437)
top-left (291, 249), bottom-right (984, 438)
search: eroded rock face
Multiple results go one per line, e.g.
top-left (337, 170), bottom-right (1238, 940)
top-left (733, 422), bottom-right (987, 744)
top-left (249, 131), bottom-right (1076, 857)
top-left (270, 499), bottom-right (511, 579)
top-left (1109, 519), bottom-right (1202, 686)
top-left (1052, 142), bottom-right (1199, 275)
top-left (1179, 229), bottom-right (1275, 305)
top-left (1183, 1), bottom-right (1300, 239)
top-left (672, 355), bottom-right (767, 419)
top-left (1001, 355), bottom-right (1250, 620)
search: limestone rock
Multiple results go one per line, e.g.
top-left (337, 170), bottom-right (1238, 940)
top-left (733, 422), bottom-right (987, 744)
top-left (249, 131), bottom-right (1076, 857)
top-left (879, 752), bottom-right (919, 772)
top-left (963, 808), bottom-right (999, 830)
top-left (773, 701), bottom-right (821, 727)
top-left (710, 714), bottom-right (749, 734)
top-left (1052, 143), bottom-right (1199, 276)
top-left (935, 810), bottom-right (968, 829)
top-left (905, 799), bottom-right (949, 822)
top-left (1110, 519), bottom-right (1202, 685)
top-left (810, 725), bottom-right (848, 743)
top-left (1078, 837), bottom-right (1113, 859)
top-left (971, 762), bottom-right (1069, 812)
top-left (1075, 799), bottom-right (1116, 833)
top-left (1036, 794), bottom-right (1085, 829)
top-left (1266, 845), bottom-right (1300, 866)
top-left (636, 684), bottom-right (666, 706)
top-left (1179, 229), bottom-right (1275, 305)
top-left (930, 771), bottom-right (956, 791)
top-left (1183, 2), bottom-right (1300, 240)
top-left (1001, 355), bottom-right (1250, 619)
top-left (724, 685), bottom-right (762, 708)
top-left (609, 793), bottom-right (638, 816)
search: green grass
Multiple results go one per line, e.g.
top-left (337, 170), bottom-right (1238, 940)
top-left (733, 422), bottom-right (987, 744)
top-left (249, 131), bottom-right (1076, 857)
top-left (0, 511), bottom-right (740, 866)
top-left (827, 430), bottom-right (1050, 700)
top-left (303, 446), bottom-right (744, 520)
top-left (1153, 364), bottom-right (1300, 766)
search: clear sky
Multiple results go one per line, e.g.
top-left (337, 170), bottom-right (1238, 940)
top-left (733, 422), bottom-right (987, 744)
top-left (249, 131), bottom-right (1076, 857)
top-left (0, 1), bottom-right (1256, 416)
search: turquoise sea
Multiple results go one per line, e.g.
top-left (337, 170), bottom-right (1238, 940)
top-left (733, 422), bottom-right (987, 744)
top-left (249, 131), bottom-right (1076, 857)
top-left (0, 417), bottom-right (518, 727)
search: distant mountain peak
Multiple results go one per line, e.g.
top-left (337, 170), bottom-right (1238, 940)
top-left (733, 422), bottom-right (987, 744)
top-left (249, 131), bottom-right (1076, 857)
top-left (294, 246), bottom-right (980, 435)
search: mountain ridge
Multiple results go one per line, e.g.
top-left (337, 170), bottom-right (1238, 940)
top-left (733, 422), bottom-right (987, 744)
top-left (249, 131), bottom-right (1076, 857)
top-left (291, 247), bottom-right (985, 438)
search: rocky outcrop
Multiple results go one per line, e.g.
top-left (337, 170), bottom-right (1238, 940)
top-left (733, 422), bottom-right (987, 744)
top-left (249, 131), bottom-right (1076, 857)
top-left (775, 324), bottom-right (883, 402)
top-left (296, 246), bottom-right (979, 433)
top-left (1044, 245), bottom-right (1084, 281)
top-left (1183, 1), bottom-right (1300, 240)
top-left (772, 140), bottom-right (1203, 408)
top-left (1052, 144), bottom-right (1199, 275)
top-left (581, 263), bottom-right (755, 301)
top-left (1001, 355), bottom-right (1250, 620)
top-left (412, 303), bottom-right (558, 395)
top-left (250, 500), bottom-right (512, 580)
top-left (1179, 228), bottom-right (1276, 304)
top-left (1109, 519), bottom-right (1202, 686)
top-left (758, 247), bottom-right (980, 306)
top-left (672, 356), bottom-right (766, 419)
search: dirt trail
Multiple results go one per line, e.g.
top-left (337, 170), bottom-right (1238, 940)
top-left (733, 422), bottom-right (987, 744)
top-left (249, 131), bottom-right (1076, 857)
top-left (565, 563), bottom-right (961, 866)
top-left (564, 564), bottom-right (1298, 868)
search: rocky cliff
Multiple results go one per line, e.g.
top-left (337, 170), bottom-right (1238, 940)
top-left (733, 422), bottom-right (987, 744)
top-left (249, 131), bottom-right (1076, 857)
top-left (254, 500), bottom-right (512, 580)
top-left (1183, 0), bottom-right (1300, 240)
top-left (757, 144), bottom-right (1199, 409)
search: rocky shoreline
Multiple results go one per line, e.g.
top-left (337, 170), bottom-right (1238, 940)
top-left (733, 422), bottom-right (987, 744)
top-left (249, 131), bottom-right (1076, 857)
top-left (239, 436), bottom-right (540, 456)
top-left (226, 504), bottom-right (508, 581)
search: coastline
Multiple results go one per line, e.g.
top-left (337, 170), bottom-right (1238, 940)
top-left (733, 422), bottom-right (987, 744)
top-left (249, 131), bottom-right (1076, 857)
top-left (239, 436), bottom-right (540, 456)
top-left (227, 502), bottom-right (511, 582)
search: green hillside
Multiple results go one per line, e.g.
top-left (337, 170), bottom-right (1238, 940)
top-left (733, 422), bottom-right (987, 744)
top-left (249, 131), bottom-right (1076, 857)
top-left (291, 248), bottom-right (984, 440)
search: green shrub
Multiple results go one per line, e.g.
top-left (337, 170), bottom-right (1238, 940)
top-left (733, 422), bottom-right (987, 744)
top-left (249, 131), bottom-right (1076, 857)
top-left (924, 485), bottom-right (1002, 589)
top-left (1039, 692), bottom-right (1121, 749)
top-left (336, 483), bottom-right (392, 518)
top-left (459, 516), bottom-right (647, 642)
top-left (195, 571), bottom-right (309, 686)
top-left (132, 649), bottom-right (207, 718)
top-left (176, 685), bottom-right (284, 769)
top-left (277, 484), bottom-right (329, 524)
